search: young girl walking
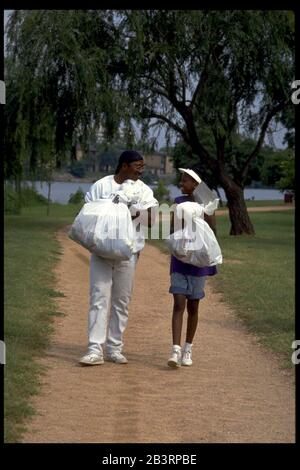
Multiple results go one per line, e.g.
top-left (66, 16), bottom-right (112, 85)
top-left (167, 168), bottom-right (218, 368)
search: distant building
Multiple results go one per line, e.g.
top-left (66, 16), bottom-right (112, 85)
top-left (164, 154), bottom-right (175, 175)
top-left (144, 153), bottom-right (175, 176)
top-left (74, 145), bottom-right (175, 176)
top-left (75, 143), bottom-right (99, 172)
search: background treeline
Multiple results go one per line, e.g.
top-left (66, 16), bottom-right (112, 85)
top-left (4, 10), bottom-right (295, 234)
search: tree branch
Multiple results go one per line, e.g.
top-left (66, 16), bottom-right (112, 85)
top-left (240, 101), bottom-right (287, 183)
top-left (212, 127), bottom-right (226, 167)
top-left (174, 58), bottom-right (186, 103)
top-left (141, 110), bottom-right (188, 141)
top-left (189, 48), bottom-right (214, 110)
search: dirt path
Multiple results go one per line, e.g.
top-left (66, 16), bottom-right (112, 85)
top-left (21, 228), bottom-right (295, 443)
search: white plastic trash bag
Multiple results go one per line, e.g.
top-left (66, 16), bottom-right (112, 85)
top-left (165, 221), bottom-right (223, 267)
top-left (112, 179), bottom-right (141, 205)
top-left (193, 180), bottom-right (220, 215)
top-left (113, 179), bottom-right (159, 211)
top-left (165, 202), bottom-right (223, 267)
top-left (68, 199), bottom-right (135, 260)
top-left (174, 201), bottom-right (205, 221)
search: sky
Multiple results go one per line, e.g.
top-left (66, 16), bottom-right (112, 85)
top-left (4, 10), bottom-right (287, 150)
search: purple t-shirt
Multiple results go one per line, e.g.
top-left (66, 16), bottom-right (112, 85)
top-left (170, 195), bottom-right (218, 277)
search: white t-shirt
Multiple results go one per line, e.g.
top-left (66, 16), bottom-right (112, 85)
top-left (85, 175), bottom-right (156, 252)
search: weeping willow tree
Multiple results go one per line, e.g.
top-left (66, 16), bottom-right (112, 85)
top-left (117, 10), bottom-right (295, 234)
top-left (4, 10), bottom-right (130, 197)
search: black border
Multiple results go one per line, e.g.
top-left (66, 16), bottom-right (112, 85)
top-left (1, 2), bottom-right (299, 462)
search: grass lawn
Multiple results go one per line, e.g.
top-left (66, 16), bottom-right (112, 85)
top-left (4, 203), bottom-right (82, 442)
top-left (216, 199), bottom-right (289, 210)
top-left (244, 199), bottom-right (286, 207)
top-left (148, 208), bottom-right (295, 368)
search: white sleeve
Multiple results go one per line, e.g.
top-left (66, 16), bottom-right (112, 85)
top-left (138, 184), bottom-right (159, 208)
top-left (84, 181), bottom-right (104, 202)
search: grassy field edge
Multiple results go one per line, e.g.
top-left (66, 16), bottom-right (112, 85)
top-left (4, 209), bottom-right (79, 442)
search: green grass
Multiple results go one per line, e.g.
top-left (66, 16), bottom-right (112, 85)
top-left (244, 199), bottom-right (286, 207)
top-left (148, 208), bottom-right (295, 368)
top-left (216, 199), bottom-right (288, 210)
top-left (4, 203), bottom-right (82, 442)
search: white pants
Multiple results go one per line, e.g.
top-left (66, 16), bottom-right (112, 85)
top-left (87, 253), bottom-right (138, 355)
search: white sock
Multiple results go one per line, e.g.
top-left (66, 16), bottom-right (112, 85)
top-left (173, 344), bottom-right (181, 351)
top-left (184, 342), bottom-right (193, 352)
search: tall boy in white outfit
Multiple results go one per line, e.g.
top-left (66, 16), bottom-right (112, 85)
top-left (79, 150), bottom-right (157, 365)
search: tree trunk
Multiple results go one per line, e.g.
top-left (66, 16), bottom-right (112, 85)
top-left (56, 154), bottom-right (61, 169)
top-left (223, 183), bottom-right (255, 235)
top-left (71, 144), bottom-right (77, 163)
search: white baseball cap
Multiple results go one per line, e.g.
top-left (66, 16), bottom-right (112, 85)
top-left (178, 168), bottom-right (201, 184)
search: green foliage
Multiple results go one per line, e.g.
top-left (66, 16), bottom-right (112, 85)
top-left (69, 161), bottom-right (86, 178)
top-left (4, 10), bottom-right (128, 182)
top-left (259, 148), bottom-right (285, 186)
top-left (171, 139), bottom-right (217, 188)
top-left (68, 188), bottom-right (85, 204)
top-left (4, 183), bottom-right (48, 214)
top-left (275, 150), bottom-right (295, 192)
top-left (4, 184), bottom-right (21, 214)
top-left (172, 137), bottom-right (293, 190)
top-left (19, 186), bottom-right (48, 207)
top-left (4, 10), bottom-right (295, 234)
top-left (153, 179), bottom-right (170, 203)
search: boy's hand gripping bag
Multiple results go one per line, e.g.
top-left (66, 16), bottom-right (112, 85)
top-left (68, 199), bottom-right (135, 260)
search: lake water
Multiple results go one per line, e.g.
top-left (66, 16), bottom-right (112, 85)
top-left (27, 180), bottom-right (284, 204)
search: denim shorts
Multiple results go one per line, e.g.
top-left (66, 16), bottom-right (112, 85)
top-left (169, 272), bottom-right (206, 300)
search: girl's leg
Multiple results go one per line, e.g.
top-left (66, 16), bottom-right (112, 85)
top-left (186, 299), bottom-right (200, 344)
top-left (172, 294), bottom-right (186, 345)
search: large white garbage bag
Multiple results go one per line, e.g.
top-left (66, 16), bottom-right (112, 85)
top-left (68, 199), bottom-right (135, 260)
top-left (165, 201), bottom-right (223, 267)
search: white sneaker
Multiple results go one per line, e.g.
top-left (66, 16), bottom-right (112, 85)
top-left (181, 348), bottom-right (193, 366)
top-left (167, 346), bottom-right (182, 368)
top-left (106, 352), bottom-right (128, 364)
top-left (79, 352), bottom-right (104, 366)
